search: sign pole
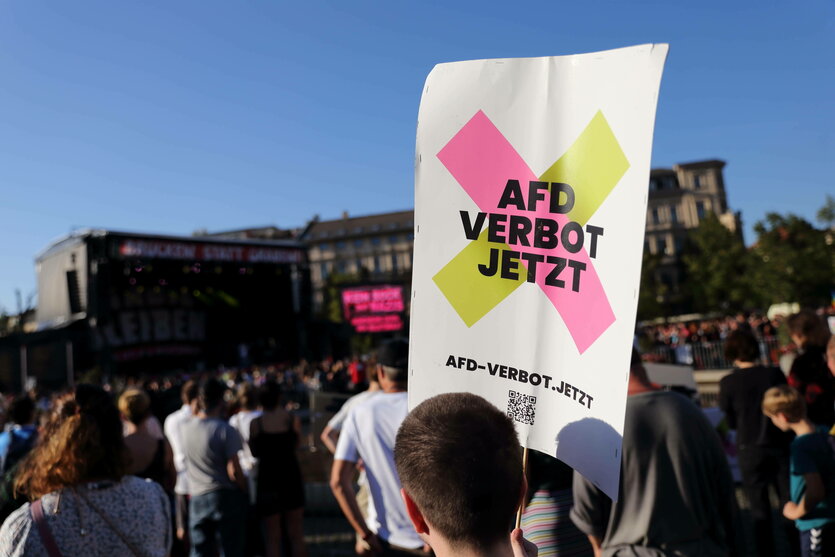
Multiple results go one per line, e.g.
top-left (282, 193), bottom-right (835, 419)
top-left (515, 447), bottom-right (529, 529)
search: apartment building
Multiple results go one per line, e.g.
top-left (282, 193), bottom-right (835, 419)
top-left (645, 159), bottom-right (742, 296)
top-left (299, 210), bottom-right (414, 314)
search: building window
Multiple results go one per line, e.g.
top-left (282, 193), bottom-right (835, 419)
top-left (320, 263), bottom-right (329, 280)
top-left (649, 179), bottom-right (658, 191)
top-left (373, 256), bottom-right (381, 273)
top-left (391, 253), bottom-right (399, 273)
top-left (669, 206), bottom-right (678, 225)
top-left (371, 236), bottom-right (381, 246)
top-left (319, 243), bottom-right (330, 251)
top-left (696, 201), bottom-right (706, 220)
top-left (651, 208), bottom-right (660, 225)
top-left (664, 237), bottom-right (673, 255)
top-left (693, 175), bottom-right (704, 189)
top-left (389, 235), bottom-right (399, 245)
top-left (354, 239), bottom-right (364, 248)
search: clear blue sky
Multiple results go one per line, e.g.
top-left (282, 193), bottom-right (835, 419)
top-left (1, 1), bottom-right (833, 313)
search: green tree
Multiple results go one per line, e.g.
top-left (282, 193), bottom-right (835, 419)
top-left (681, 213), bottom-right (755, 312)
top-left (817, 194), bottom-right (835, 229)
top-left (637, 250), bottom-right (667, 320)
top-left (322, 272), bottom-right (357, 323)
top-left (748, 213), bottom-right (834, 307)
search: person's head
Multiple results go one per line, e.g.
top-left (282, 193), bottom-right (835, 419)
top-left (15, 384), bottom-right (129, 499)
top-left (8, 395), bottom-right (35, 426)
top-left (376, 338), bottom-right (409, 389)
top-left (117, 388), bottom-right (151, 426)
top-left (762, 385), bottom-right (806, 431)
top-left (629, 347), bottom-right (650, 382)
top-left (723, 329), bottom-right (760, 364)
top-left (827, 335), bottom-right (835, 377)
top-left (236, 382), bottom-right (258, 411)
top-left (181, 379), bottom-right (199, 406)
top-left (197, 378), bottom-right (227, 414)
top-left (258, 380), bottom-right (282, 411)
top-left (394, 392), bottom-right (524, 552)
top-left (787, 309), bottom-right (830, 349)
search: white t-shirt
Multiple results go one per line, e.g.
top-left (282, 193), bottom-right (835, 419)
top-left (327, 390), bottom-right (379, 431)
top-left (229, 409), bottom-right (262, 474)
top-left (163, 404), bottom-right (194, 495)
top-left (334, 392), bottom-right (421, 549)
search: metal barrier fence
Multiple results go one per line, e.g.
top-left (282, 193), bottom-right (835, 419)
top-left (647, 336), bottom-right (782, 370)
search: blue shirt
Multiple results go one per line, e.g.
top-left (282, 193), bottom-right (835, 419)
top-left (0, 425), bottom-right (37, 473)
top-left (790, 429), bottom-right (835, 531)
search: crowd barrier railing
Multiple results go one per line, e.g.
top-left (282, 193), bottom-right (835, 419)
top-left (647, 336), bottom-right (782, 370)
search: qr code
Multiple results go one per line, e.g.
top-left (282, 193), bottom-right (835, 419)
top-left (507, 390), bottom-right (536, 425)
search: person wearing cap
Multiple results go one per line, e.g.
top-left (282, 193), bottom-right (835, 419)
top-left (330, 339), bottom-right (426, 556)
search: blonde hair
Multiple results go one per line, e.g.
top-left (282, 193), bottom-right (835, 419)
top-left (762, 385), bottom-right (806, 422)
top-left (118, 388), bottom-right (151, 425)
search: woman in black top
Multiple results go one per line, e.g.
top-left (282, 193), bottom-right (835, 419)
top-left (718, 329), bottom-right (797, 557)
top-left (249, 380), bottom-right (307, 557)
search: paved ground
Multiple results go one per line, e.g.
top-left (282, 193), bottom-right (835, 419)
top-left (304, 515), bottom-right (355, 557)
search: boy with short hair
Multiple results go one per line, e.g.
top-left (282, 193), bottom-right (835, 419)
top-left (394, 392), bottom-right (536, 557)
top-left (762, 385), bottom-right (835, 556)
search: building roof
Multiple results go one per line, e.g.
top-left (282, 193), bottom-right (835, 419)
top-left (300, 210), bottom-right (414, 242)
top-left (36, 228), bottom-right (304, 262)
top-left (651, 159), bottom-right (726, 174)
top-left (197, 225), bottom-right (297, 241)
top-left (675, 159), bottom-right (726, 169)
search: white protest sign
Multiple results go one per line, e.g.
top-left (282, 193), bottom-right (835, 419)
top-left (408, 44), bottom-right (668, 499)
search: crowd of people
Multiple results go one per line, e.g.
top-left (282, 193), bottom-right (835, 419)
top-left (639, 312), bottom-right (784, 348)
top-left (637, 307), bottom-right (834, 371)
top-left (0, 309), bottom-right (831, 557)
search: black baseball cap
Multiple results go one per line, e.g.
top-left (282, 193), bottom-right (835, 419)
top-left (378, 338), bottom-right (409, 370)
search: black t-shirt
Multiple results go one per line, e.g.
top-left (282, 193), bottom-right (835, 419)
top-left (719, 365), bottom-right (792, 450)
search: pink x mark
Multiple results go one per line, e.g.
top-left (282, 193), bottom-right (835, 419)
top-left (437, 111), bottom-right (616, 354)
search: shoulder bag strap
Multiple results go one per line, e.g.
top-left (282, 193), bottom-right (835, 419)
top-left (73, 488), bottom-right (149, 557)
top-left (30, 499), bottom-right (64, 557)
